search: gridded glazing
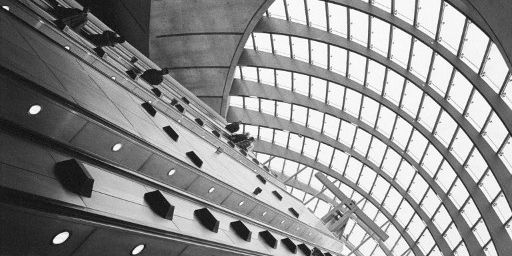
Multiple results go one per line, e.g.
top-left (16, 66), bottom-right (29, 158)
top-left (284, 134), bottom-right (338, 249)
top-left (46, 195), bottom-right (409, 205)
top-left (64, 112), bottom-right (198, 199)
top-left (229, 0), bottom-right (512, 255)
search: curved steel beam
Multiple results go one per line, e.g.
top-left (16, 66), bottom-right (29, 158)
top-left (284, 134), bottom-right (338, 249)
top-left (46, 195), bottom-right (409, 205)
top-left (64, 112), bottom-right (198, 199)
top-left (254, 140), bottom-right (425, 256)
top-left (220, 0), bottom-right (276, 116)
top-left (230, 79), bottom-right (483, 254)
top-left (321, 0), bottom-right (512, 136)
top-left (238, 49), bottom-right (512, 255)
top-left (229, 107), bottom-right (452, 255)
top-left (252, 17), bottom-right (512, 211)
top-left (281, 174), bottom-right (391, 256)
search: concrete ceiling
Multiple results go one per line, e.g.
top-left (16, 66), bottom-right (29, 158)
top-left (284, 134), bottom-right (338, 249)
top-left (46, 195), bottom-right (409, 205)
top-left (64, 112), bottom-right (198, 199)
top-left (148, 0), bottom-right (275, 116)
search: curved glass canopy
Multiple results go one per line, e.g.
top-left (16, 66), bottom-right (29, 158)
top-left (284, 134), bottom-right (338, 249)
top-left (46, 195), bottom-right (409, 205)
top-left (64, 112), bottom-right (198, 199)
top-left (228, 0), bottom-right (512, 256)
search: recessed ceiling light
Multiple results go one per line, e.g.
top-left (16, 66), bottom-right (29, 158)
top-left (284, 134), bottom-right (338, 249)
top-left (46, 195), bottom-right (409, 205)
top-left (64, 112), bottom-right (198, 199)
top-left (111, 143), bottom-right (123, 152)
top-left (238, 201), bottom-right (244, 206)
top-left (208, 187), bottom-right (215, 193)
top-left (168, 169), bottom-right (176, 176)
top-left (111, 76), bottom-right (116, 80)
top-left (64, 46), bottom-right (70, 50)
top-left (28, 105), bottom-right (42, 115)
top-left (131, 244), bottom-right (145, 255)
top-left (262, 211), bottom-right (267, 216)
top-left (2, 5), bottom-right (9, 11)
top-left (52, 231), bottom-right (70, 245)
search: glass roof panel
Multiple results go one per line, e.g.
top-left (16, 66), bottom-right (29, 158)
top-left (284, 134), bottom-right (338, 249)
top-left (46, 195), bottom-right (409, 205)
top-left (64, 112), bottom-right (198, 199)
top-left (238, 0), bottom-right (512, 254)
top-left (327, 3), bottom-right (347, 37)
top-left (370, 18), bottom-right (391, 56)
top-left (416, 0), bottom-right (441, 37)
top-left (439, 3), bottom-right (465, 54)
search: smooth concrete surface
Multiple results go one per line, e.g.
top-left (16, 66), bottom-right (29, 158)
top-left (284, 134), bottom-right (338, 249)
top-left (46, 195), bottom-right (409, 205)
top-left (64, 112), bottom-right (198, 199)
top-left (148, 0), bottom-right (275, 116)
top-left (0, 9), bottom-right (343, 253)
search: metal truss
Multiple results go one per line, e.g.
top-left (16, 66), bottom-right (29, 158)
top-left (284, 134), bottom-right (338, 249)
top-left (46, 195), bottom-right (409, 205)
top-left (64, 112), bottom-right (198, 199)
top-left (237, 49), bottom-right (512, 254)
top-left (254, 140), bottom-right (425, 256)
top-left (229, 79), bottom-right (483, 254)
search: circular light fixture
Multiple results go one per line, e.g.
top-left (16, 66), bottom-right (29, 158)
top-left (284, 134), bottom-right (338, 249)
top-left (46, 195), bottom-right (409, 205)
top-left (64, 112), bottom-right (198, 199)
top-left (208, 187), bottom-right (215, 193)
top-left (238, 201), bottom-right (244, 206)
top-left (28, 105), bottom-right (42, 115)
top-left (167, 169), bottom-right (176, 176)
top-left (111, 143), bottom-right (123, 152)
top-left (52, 231), bottom-right (70, 245)
top-left (131, 244), bottom-right (145, 255)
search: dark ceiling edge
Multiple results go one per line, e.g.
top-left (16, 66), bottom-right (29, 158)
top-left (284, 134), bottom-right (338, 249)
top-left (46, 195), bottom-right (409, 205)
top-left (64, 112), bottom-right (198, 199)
top-left (448, 0), bottom-right (512, 70)
top-left (219, 0), bottom-right (277, 117)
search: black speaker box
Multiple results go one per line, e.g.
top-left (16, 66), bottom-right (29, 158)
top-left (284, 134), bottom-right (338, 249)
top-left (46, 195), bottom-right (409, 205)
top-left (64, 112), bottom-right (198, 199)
top-left (175, 104), bottom-right (184, 113)
top-left (186, 151), bottom-right (203, 168)
top-left (252, 158), bottom-right (260, 164)
top-left (289, 207), bottom-right (300, 218)
top-left (259, 231), bottom-right (277, 249)
top-left (194, 208), bottom-right (219, 233)
top-left (298, 244), bottom-right (311, 256)
top-left (312, 248), bottom-right (325, 256)
top-left (144, 190), bottom-right (174, 220)
top-left (212, 130), bottom-right (221, 137)
top-left (151, 88), bottom-right (162, 97)
top-left (163, 126), bottom-right (179, 141)
top-left (141, 102), bottom-right (156, 117)
top-left (55, 159), bottom-right (94, 197)
top-left (256, 174), bottom-right (267, 184)
top-left (181, 97), bottom-right (190, 104)
top-left (281, 238), bottom-right (297, 253)
top-left (230, 221), bottom-right (252, 242)
top-left (272, 190), bottom-right (283, 201)
top-left (195, 118), bottom-right (204, 126)
top-left (253, 187), bottom-right (263, 195)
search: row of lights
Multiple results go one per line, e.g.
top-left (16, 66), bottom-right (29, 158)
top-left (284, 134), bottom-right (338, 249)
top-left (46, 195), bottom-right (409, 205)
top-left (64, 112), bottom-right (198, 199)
top-left (30, 106), bottom-right (311, 253)
top-left (29, 105), bottom-right (295, 238)
top-left (52, 231), bottom-right (145, 255)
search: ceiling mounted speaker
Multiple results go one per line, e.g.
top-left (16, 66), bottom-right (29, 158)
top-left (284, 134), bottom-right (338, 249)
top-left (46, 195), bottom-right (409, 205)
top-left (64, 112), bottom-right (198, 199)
top-left (141, 102), bottom-right (157, 117)
top-left (281, 238), bottom-right (297, 253)
top-left (55, 159), bottom-right (94, 197)
top-left (195, 118), bottom-right (204, 126)
top-left (252, 158), bottom-right (259, 164)
top-left (272, 190), bottom-right (283, 201)
top-left (256, 174), bottom-right (267, 184)
top-left (289, 207), bottom-right (300, 218)
top-left (253, 187), bottom-right (262, 195)
top-left (259, 231), bottom-right (277, 249)
top-left (230, 221), bottom-right (252, 242)
top-left (175, 104), bottom-right (184, 113)
top-left (298, 244), bottom-right (311, 256)
top-left (212, 130), bottom-right (220, 137)
top-left (194, 208), bottom-right (219, 233)
top-left (163, 126), bottom-right (179, 141)
top-left (151, 88), bottom-right (162, 97)
top-left (186, 151), bottom-right (203, 168)
top-left (144, 190), bottom-right (174, 220)
top-left (312, 247), bottom-right (325, 256)
top-left (181, 97), bottom-right (190, 104)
